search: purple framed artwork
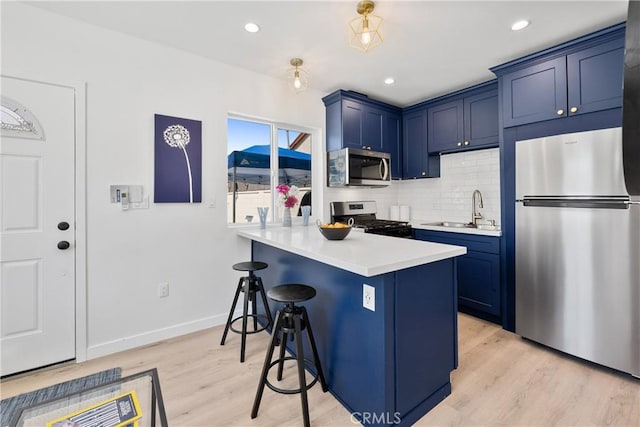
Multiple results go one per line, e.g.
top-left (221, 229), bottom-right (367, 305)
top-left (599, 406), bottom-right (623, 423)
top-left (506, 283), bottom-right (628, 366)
top-left (154, 114), bottom-right (202, 203)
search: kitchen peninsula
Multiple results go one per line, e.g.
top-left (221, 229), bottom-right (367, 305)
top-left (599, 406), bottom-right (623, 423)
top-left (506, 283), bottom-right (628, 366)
top-left (237, 226), bottom-right (466, 426)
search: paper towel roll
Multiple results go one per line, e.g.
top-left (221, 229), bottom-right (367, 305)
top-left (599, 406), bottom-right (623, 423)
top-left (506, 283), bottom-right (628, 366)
top-left (390, 205), bottom-right (400, 220)
top-left (399, 205), bottom-right (411, 221)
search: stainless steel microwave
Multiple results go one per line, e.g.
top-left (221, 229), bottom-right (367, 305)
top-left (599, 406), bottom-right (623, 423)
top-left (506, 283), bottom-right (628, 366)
top-left (327, 148), bottom-right (391, 187)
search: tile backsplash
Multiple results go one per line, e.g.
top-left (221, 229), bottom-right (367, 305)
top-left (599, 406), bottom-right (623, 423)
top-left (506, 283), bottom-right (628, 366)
top-left (323, 148), bottom-right (501, 226)
top-left (395, 148), bottom-right (501, 224)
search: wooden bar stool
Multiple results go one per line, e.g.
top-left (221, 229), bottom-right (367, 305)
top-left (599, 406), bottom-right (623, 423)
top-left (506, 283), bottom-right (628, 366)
top-left (220, 261), bottom-right (273, 362)
top-left (251, 284), bottom-right (327, 427)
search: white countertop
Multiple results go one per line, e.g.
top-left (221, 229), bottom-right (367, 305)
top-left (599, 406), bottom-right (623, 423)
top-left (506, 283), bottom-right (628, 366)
top-left (237, 226), bottom-right (466, 277)
top-left (411, 219), bottom-right (502, 237)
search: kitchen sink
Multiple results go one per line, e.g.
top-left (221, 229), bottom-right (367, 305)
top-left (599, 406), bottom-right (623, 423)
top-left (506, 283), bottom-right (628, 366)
top-left (421, 221), bottom-right (501, 231)
top-left (422, 221), bottom-right (475, 228)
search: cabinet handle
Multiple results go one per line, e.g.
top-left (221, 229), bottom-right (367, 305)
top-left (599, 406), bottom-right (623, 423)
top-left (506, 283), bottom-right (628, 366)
top-left (457, 142), bottom-right (462, 147)
top-left (557, 109), bottom-right (565, 115)
top-left (421, 171), bottom-right (426, 176)
top-left (570, 106), bottom-right (578, 113)
top-left (464, 141), bottom-right (470, 146)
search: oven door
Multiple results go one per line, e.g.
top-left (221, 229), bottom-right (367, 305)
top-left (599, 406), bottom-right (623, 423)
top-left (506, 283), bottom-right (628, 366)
top-left (366, 227), bottom-right (413, 239)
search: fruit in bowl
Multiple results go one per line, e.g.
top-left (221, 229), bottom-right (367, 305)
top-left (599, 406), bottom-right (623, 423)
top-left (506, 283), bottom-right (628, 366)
top-left (316, 220), bottom-right (352, 240)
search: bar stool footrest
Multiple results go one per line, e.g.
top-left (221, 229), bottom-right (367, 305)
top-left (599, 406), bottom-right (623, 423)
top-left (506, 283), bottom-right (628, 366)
top-left (229, 314), bottom-right (269, 335)
top-left (265, 357), bottom-right (319, 395)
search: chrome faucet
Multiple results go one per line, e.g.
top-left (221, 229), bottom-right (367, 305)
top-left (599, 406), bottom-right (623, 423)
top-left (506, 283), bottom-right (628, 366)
top-left (472, 189), bottom-right (484, 226)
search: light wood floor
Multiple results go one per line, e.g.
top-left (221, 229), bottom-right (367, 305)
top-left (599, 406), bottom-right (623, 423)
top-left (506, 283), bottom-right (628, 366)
top-left (2, 313), bottom-right (639, 426)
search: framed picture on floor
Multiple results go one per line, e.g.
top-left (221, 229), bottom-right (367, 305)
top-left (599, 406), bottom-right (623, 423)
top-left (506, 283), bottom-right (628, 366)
top-left (154, 114), bottom-right (202, 203)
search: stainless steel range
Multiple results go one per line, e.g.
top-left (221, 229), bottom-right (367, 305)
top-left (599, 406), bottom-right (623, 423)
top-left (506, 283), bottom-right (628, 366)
top-left (330, 201), bottom-right (412, 238)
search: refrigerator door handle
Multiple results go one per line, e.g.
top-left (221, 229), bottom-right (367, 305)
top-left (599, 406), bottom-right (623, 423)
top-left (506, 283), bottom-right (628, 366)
top-left (521, 197), bottom-right (630, 209)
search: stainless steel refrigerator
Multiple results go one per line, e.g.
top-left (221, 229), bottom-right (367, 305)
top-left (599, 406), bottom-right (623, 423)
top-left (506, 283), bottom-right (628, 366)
top-left (515, 127), bottom-right (640, 377)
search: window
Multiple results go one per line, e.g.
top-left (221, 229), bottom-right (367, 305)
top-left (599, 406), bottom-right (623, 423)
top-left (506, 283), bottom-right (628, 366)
top-left (227, 117), bottom-right (311, 224)
top-left (1, 97), bottom-right (44, 140)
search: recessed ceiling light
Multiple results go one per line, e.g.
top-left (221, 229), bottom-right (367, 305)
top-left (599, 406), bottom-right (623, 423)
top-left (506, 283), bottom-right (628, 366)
top-left (384, 77), bottom-right (395, 85)
top-left (511, 20), bottom-right (530, 31)
top-left (244, 22), bottom-right (260, 33)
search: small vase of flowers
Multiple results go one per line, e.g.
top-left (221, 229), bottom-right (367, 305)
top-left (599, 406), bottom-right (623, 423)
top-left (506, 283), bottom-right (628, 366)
top-left (276, 184), bottom-right (299, 227)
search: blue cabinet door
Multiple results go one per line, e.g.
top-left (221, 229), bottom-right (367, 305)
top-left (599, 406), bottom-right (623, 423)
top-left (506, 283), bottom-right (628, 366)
top-left (502, 57), bottom-right (568, 127)
top-left (342, 99), bottom-right (365, 149)
top-left (363, 106), bottom-right (384, 151)
top-left (383, 111), bottom-right (402, 179)
top-left (427, 100), bottom-right (463, 153)
top-left (567, 37), bottom-right (624, 116)
top-left (464, 88), bottom-right (499, 149)
top-left (402, 108), bottom-right (430, 178)
top-left (457, 252), bottom-right (501, 316)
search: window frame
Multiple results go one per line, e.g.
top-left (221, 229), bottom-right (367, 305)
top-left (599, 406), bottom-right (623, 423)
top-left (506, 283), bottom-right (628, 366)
top-left (227, 113), bottom-right (313, 225)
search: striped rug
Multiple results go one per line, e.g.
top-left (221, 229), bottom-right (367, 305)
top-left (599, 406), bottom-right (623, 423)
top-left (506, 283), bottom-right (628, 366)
top-left (0, 367), bottom-right (121, 426)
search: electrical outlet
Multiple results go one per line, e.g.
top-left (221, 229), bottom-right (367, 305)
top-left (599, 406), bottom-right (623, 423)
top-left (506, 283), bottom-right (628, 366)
top-left (158, 282), bottom-right (169, 298)
top-left (363, 284), bottom-right (375, 311)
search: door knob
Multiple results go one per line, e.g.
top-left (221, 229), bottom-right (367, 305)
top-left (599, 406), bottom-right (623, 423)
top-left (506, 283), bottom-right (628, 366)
top-left (58, 221), bottom-right (70, 231)
top-left (57, 241), bottom-right (70, 250)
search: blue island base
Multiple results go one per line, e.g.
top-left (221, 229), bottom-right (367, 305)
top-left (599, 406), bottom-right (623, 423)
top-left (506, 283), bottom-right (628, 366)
top-left (251, 241), bottom-right (458, 426)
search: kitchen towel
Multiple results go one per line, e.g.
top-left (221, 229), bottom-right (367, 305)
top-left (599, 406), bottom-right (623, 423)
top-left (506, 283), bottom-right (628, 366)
top-left (399, 205), bottom-right (411, 221)
top-left (390, 205), bottom-right (400, 220)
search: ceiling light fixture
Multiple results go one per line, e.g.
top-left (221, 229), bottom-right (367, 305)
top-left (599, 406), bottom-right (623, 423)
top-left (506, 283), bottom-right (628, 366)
top-left (349, 0), bottom-right (383, 52)
top-left (288, 58), bottom-right (308, 93)
top-left (384, 77), bottom-right (395, 85)
top-left (511, 20), bottom-right (530, 31)
top-left (244, 22), bottom-right (260, 33)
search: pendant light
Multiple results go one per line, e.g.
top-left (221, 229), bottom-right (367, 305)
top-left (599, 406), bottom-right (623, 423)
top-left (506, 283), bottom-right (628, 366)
top-left (287, 58), bottom-right (308, 93)
top-left (349, 0), bottom-right (383, 52)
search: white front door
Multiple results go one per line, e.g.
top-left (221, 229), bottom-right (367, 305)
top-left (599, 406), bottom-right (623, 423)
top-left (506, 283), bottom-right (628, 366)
top-left (1, 76), bottom-right (76, 376)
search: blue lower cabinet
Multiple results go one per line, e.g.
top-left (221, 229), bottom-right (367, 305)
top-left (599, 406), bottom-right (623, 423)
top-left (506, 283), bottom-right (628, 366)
top-left (457, 251), bottom-right (500, 316)
top-left (414, 229), bottom-right (501, 320)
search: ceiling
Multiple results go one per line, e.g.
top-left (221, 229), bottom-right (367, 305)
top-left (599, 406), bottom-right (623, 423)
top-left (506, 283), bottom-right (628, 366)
top-left (26, 1), bottom-right (629, 107)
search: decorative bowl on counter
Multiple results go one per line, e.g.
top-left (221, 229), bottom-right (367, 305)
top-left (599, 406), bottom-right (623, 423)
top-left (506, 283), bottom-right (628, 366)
top-left (316, 219), bottom-right (352, 240)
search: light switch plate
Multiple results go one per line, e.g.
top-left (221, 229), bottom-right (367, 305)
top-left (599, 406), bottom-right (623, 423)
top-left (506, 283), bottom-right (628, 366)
top-left (110, 185), bottom-right (129, 203)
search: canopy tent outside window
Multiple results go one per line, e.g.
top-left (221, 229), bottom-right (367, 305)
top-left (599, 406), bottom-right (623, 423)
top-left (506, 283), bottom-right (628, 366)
top-left (227, 144), bottom-right (311, 222)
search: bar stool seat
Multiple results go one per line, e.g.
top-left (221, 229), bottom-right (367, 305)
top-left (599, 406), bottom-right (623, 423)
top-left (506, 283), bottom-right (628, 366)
top-left (251, 284), bottom-right (327, 427)
top-left (267, 283), bottom-right (316, 303)
top-left (220, 261), bottom-right (273, 362)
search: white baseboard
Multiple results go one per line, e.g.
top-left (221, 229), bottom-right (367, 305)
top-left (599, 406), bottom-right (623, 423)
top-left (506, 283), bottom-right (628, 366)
top-left (85, 313), bottom-right (229, 360)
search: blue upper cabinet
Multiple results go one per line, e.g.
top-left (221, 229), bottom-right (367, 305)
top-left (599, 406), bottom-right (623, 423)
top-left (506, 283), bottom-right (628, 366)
top-left (427, 83), bottom-right (498, 154)
top-left (383, 111), bottom-right (403, 179)
top-left (567, 37), bottom-right (625, 116)
top-left (323, 90), bottom-right (403, 178)
top-left (500, 57), bottom-right (567, 127)
top-left (463, 88), bottom-right (500, 148)
top-left (494, 24), bottom-right (625, 128)
top-left (427, 100), bottom-right (463, 153)
top-left (363, 105), bottom-right (384, 151)
top-left (402, 107), bottom-right (439, 178)
top-left (341, 99), bottom-right (366, 149)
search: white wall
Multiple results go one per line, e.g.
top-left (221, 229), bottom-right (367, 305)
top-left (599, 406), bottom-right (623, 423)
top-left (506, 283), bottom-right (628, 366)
top-left (1, 3), bottom-right (327, 358)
